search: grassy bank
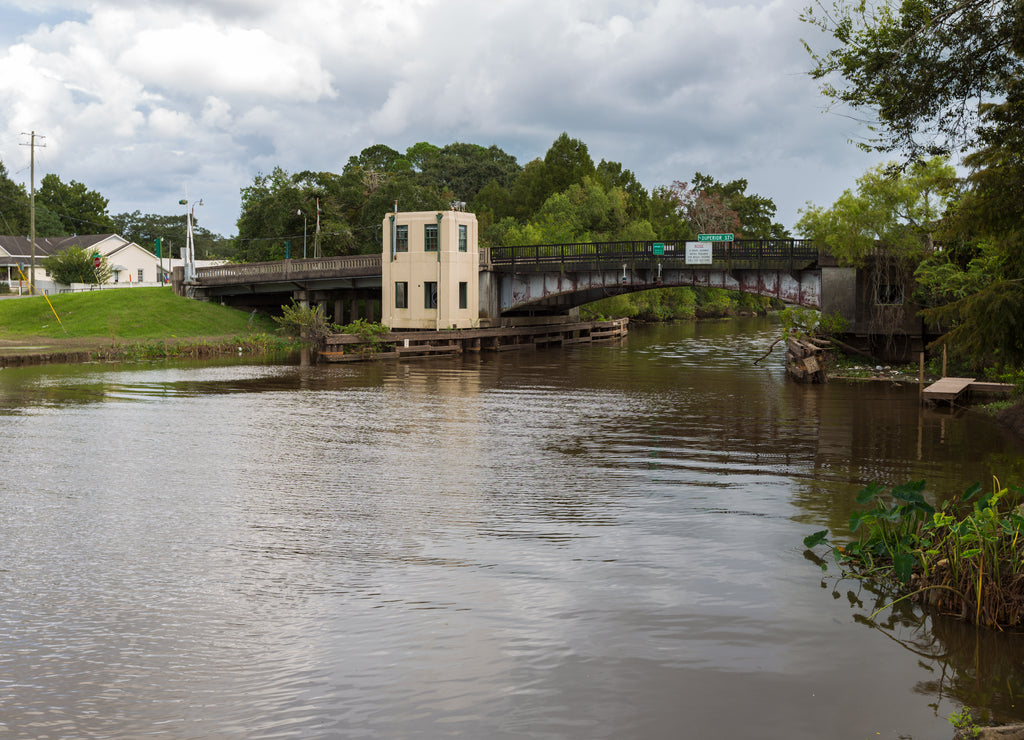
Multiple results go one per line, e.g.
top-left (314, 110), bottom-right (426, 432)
top-left (0, 288), bottom-right (286, 358)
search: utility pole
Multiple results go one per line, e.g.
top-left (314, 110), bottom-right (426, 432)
top-left (20, 131), bottom-right (45, 294)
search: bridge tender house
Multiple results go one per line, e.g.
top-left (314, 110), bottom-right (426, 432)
top-left (382, 210), bottom-right (480, 330)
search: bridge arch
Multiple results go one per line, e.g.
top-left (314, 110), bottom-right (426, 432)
top-left (483, 240), bottom-right (822, 316)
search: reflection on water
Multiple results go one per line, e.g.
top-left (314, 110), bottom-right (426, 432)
top-left (0, 317), bottom-right (1022, 739)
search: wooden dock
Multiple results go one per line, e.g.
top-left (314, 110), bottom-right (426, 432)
top-left (923, 376), bottom-right (976, 403)
top-left (921, 377), bottom-right (1015, 405)
top-left (319, 318), bottom-right (629, 363)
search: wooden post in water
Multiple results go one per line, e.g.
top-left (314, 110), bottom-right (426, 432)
top-left (942, 345), bottom-right (948, 377)
top-left (919, 352), bottom-right (925, 402)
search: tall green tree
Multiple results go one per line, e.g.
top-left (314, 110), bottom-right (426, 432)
top-left (595, 160), bottom-right (649, 220)
top-left (648, 186), bottom-right (695, 243)
top-left (418, 142), bottom-right (521, 204)
top-left (802, 0), bottom-right (1024, 368)
top-left (0, 159), bottom-right (29, 235)
top-left (795, 157), bottom-right (958, 265)
top-left (336, 145), bottom-right (445, 251)
top-left (37, 174), bottom-right (114, 234)
top-left (543, 132), bottom-right (595, 195)
top-left (235, 167), bottom-right (305, 262)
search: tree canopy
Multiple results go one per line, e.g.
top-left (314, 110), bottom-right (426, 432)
top-left (37, 174), bottom-right (114, 234)
top-left (803, 0), bottom-right (1024, 368)
top-left (795, 157), bottom-right (958, 265)
top-left (802, 0), bottom-right (1024, 157)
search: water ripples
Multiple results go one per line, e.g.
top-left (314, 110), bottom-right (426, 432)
top-left (1, 319), bottom-right (1022, 738)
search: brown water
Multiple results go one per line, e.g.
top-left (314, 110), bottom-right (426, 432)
top-left (1, 317), bottom-right (1023, 739)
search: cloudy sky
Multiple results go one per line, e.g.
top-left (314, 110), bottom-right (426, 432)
top-left (0, 0), bottom-right (888, 238)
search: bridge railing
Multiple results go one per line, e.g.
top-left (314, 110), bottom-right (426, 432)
top-left (489, 239), bottom-right (819, 271)
top-left (195, 254), bottom-right (382, 284)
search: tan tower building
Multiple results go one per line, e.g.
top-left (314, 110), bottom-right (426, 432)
top-left (381, 210), bottom-right (480, 330)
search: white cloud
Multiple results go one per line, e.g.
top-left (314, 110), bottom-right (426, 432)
top-left (148, 108), bottom-right (193, 138)
top-left (0, 0), bottom-right (890, 236)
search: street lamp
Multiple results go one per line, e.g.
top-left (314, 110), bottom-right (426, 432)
top-left (180, 195), bottom-right (203, 281)
top-left (298, 209), bottom-right (307, 258)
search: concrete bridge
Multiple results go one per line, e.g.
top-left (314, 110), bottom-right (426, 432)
top-left (182, 239), bottom-right (852, 323)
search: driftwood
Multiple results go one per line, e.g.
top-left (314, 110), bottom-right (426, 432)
top-left (827, 336), bottom-right (875, 360)
top-left (753, 335), bottom-right (786, 366)
top-left (785, 335), bottom-right (829, 383)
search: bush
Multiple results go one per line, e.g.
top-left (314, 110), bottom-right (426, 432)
top-left (273, 300), bottom-right (332, 346)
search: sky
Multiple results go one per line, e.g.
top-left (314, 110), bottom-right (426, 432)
top-left (0, 0), bottom-right (890, 238)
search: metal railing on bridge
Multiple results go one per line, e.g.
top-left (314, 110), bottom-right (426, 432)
top-left (195, 254), bottom-right (382, 284)
top-left (488, 239), bottom-right (819, 272)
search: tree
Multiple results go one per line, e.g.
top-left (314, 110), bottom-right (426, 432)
top-left (335, 145), bottom-right (445, 252)
top-left (0, 159), bottom-right (29, 235)
top-left (235, 167), bottom-right (305, 262)
top-left (689, 173), bottom-right (785, 238)
top-left (801, 0), bottom-right (1024, 158)
top-left (596, 160), bottom-right (649, 220)
top-left (795, 158), bottom-right (957, 265)
top-left (915, 79), bottom-right (1024, 369)
top-left (797, 157), bottom-right (958, 351)
top-left (509, 159), bottom-right (552, 219)
top-left (648, 186), bottom-right (694, 242)
top-left (111, 211), bottom-right (230, 260)
top-left (666, 180), bottom-right (743, 237)
top-left (491, 177), bottom-right (645, 245)
top-left (43, 245), bottom-right (112, 285)
top-left (37, 174), bottom-right (114, 234)
top-left (471, 178), bottom-right (514, 233)
top-left (418, 142), bottom-right (521, 203)
top-left (802, 0), bottom-right (1024, 368)
top-left (543, 132), bottom-right (595, 195)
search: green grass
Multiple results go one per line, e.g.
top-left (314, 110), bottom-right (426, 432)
top-left (0, 287), bottom-right (278, 340)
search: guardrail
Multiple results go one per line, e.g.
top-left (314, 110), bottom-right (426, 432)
top-left (190, 240), bottom-right (819, 287)
top-left (488, 239), bottom-right (819, 270)
top-left (195, 254), bottom-right (382, 284)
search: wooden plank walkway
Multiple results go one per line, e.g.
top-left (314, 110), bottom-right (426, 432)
top-left (923, 377), bottom-right (975, 403)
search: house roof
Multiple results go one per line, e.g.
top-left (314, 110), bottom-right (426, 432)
top-left (0, 234), bottom-right (137, 266)
top-left (0, 234), bottom-right (125, 258)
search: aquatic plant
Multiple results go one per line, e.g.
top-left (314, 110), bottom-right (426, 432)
top-left (332, 319), bottom-right (391, 354)
top-left (274, 300), bottom-right (332, 346)
top-left (804, 478), bottom-right (1024, 629)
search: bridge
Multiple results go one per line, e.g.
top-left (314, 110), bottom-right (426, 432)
top-left (182, 238), bottom-right (843, 323)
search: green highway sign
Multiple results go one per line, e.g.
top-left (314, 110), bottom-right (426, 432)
top-left (652, 242), bottom-right (665, 256)
top-left (697, 233), bottom-right (733, 242)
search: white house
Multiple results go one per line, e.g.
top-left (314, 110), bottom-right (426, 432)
top-left (0, 234), bottom-right (222, 294)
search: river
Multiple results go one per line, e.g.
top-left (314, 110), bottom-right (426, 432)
top-left (1, 317), bottom-right (1022, 739)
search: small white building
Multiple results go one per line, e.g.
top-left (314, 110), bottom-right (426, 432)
top-left (0, 234), bottom-right (223, 294)
top-left (381, 210), bottom-right (480, 330)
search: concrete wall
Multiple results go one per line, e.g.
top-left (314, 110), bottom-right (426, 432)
top-left (381, 211), bottom-right (480, 329)
top-left (819, 267), bottom-right (857, 325)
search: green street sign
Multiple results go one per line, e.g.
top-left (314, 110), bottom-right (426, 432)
top-left (652, 242), bottom-right (665, 256)
top-left (697, 233), bottom-right (734, 242)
